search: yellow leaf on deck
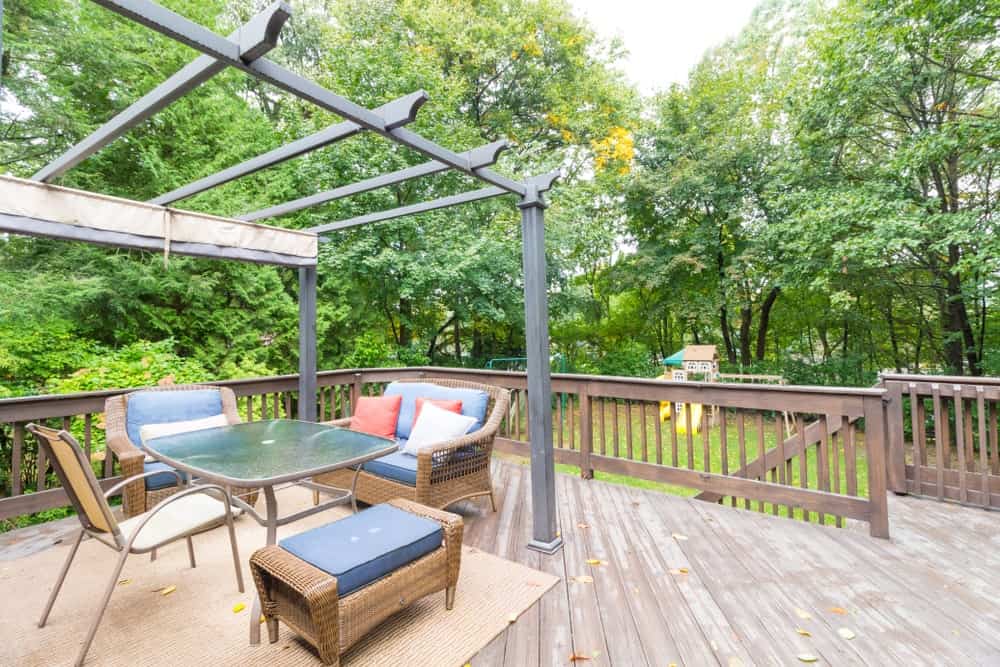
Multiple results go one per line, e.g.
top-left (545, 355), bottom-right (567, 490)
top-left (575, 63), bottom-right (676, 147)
top-left (586, 559), bottom-right (606, 566)
top-left (232, 603), bottom-right (246, 614)
top-left (795, 628), bottom-right (812, 637)
top-left (577, 523), bottom-right (590, 529)
top-left (260, 616), bottom-right (266, 624)
top-left (794, 608), bottom-right (812, 620)
top-left (797, 654), bottom-right (819, 663)
top-left (829, 607), bottom-right (848, 616)
top-left (569, 653), bottom-right (590, 662)
top-left (117, 578), bottom-right (131, 586)
top-left (672, 533), bottom-right (689, 541)
top-left (669, 567), bottom-right (689, 575)
top-left (837, 628), bottom-right (856, 640)
top-left (159, 585), bottom-right (176, 596)
top-left (572, 575), bottom-right (594, 584)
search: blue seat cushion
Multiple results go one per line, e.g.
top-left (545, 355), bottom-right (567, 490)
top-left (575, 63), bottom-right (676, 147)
top-left (279, 503), bottom-right (443, 597)
top-left (125, 389), bottom-right (224, 446)
top-left (384, 382), bottom-right (489, 439)
top-left (362, 450), bottom-right (418, 486)
top-left (143, 460), bottom-right (185, 491)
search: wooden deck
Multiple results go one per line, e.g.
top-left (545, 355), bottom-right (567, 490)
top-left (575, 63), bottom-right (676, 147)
top-left (462, 460), bottom-right (1000, 666)
top-left (3, 459), bottom-right (1000, 665)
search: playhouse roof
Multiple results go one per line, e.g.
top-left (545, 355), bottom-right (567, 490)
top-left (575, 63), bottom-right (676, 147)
top-left (684, 345), bottom-right (719, 362)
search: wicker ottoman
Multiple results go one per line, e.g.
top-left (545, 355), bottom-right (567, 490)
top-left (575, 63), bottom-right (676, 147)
top-left (249, 498), bottom-right (463, 665)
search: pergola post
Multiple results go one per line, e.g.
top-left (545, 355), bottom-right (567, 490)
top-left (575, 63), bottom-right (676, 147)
top-left (519, 186), bottom-right (562, 554)
top-left (298, 265), bottom-right (318, 421)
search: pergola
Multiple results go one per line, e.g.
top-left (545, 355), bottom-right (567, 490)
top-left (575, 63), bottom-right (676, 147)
top-left (0, 1), bottom-right (562, 554)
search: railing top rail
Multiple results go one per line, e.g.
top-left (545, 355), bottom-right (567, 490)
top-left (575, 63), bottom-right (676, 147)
top-left (0, 365), bottom-right (884, 421)
top-left (880, 373), bottom-right (1000, 386)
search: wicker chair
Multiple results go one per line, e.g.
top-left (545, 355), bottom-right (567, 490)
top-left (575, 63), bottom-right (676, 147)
top-left (314, 378), bottom-right (509, 511)
top-left (105, 384), bottom-right (258, 518)
top-left (250, 498), bottom-right (462, 666)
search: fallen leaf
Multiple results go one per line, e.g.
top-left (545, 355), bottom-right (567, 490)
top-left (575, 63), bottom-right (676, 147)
top-left (668, 663), bottom-right (678, 667)
top-left (577, 522), bottom-right (590, 529)
top-left (829, 607), bottom-right (848, 616)
top-left (797, 654), bottom-right (819, 663)
top-left (586, 558), bottom-right (606, 566)
top-left (571, 575), bottom-right (594, 584)
top-left (669, 568), bottom-right (689, 575)
top-left (117, 578), bottom-right (131, 586)
top-left (569, 653), bottom-right (590, 662)
top-left (837, 628), bottom-right (856, 640)
top-left (507, 613), bottom-right (518, 624)
top-left (794, 608), bottom-right (812, 620)
top-left (232, 603), bottom-right (246, 614)
top-left (672, 533), bottom-right (689, 541)
top-left (159, 585), bottom-right (176, 596)
top-left (795, 628), bottom-right (812, 637)
top-left (260, 616), bottom-right (266, 624)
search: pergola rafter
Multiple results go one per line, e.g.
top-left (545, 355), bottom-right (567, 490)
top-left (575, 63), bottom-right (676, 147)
top-left (2, 0), bottom-right (563, 570)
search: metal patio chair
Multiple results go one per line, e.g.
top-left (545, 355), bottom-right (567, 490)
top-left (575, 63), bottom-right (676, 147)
top-left (27, 423), bottom-right (244, 667)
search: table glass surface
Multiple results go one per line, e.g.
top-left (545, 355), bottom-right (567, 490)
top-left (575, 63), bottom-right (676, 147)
top-left (143, 419), bottom-right (395, 483)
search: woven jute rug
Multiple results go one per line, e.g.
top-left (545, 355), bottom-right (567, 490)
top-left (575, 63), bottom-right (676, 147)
top-left (0, 488), bottom-right (557, 666)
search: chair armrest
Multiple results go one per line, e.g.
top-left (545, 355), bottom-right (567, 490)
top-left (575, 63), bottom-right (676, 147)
top-left (320, 418), bottom-right (352, 427)
top-left (103, 469), bottom-right (184, 499)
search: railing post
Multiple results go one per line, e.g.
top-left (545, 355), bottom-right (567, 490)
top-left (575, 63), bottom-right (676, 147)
top-left (864, 395), bottom-right (890, 538)
top-left (883, 380), bottom-right (907, 494)
top-left (12, 422), bottom-right (24, 496)
top-left (579, 388), bottom-right (593, 479)
top-left (350, 373), bottom-right (363, 416)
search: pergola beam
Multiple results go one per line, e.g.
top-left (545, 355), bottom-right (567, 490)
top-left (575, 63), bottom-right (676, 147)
top-left (150, 91), bottom-right (427, 206)
top-left (240, 140), bottom-right (507, 222)
top-left (311, 186), bottom-right (507, 234)
top-left (89, 0), bottom-right (526, 197)
top-left (32, 2), bottom-right (291, 183)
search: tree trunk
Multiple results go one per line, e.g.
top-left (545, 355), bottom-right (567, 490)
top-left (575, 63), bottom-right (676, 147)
top-left (398, 298), bottom-right (412, 348)
top-left (738, 305), bottom-right (753, 368)
top-left (453, 317), bottom-right (461, 364)
top-left (719, 305), bottom-right (736, 364)
top-left (754, 286), bottom-right (780, 361)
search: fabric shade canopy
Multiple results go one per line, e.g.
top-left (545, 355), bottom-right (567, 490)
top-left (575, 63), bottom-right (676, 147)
top-left (0, 175), bottom-right (317, 267)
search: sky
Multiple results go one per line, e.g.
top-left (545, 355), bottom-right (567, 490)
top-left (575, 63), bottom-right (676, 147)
top-left (568, 0), bottom-right (761, 94)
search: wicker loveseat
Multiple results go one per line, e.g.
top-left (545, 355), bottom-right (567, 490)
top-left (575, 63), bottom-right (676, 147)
top-left (315, 378), bottom-right (509, 511)
top-left (105, 384), bottom-right (258, 518)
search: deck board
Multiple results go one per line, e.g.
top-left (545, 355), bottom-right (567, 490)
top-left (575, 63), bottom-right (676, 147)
top-left (4, 458), bottom-right (1000, 666)
top-left (464, 461), bottom-right (1000, 666)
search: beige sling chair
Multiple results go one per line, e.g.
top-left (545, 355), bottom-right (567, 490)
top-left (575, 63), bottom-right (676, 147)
top-left (27, 424), bottom-right (244, 667)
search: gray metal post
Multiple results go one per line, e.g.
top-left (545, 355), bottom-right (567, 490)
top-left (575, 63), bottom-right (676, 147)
top-left (298, 266), bottom-right (317, 421)
top-left (519, 187), bottom-right (562, 554)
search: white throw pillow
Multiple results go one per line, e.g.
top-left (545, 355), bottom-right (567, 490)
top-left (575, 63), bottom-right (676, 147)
top-left (140, 413), bottom-right (229, 449)
top-left (403, 402), bottom-right (477, 455)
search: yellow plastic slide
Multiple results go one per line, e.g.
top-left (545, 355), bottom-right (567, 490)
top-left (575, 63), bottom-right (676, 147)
top-left (659, 400), bottom-right (703, 434)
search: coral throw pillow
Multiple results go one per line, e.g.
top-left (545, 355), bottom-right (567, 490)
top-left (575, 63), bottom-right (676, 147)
top-left (350, 395), bottom-right (403, 439)
top-left (413, 398), bottom-right (463, 424)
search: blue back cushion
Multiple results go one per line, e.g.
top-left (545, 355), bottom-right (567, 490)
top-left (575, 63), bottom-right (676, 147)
top-left (384, 382), bottom-right (489, 439)
top-left (125, 389), bottom-right (224, 445)
top-left (279, 504), bottom-right (443, 596)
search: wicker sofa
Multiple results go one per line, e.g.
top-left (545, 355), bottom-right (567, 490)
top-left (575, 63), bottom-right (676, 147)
top-left (314, 378), bottom-right (509, 511)
top-left (104, 384), bottom-right (258, 518)
top-left (250, 498), bottom-right (463, 666)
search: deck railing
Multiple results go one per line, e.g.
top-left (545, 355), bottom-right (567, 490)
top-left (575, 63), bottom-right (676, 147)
top-left (0, 367), bottom-right (890, 537)
top-left (882, 373), bottom-right (1000, 509)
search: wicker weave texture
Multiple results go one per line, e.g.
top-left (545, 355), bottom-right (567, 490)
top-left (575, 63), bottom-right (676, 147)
top-left (250, 498), bottom-right (463, 666)
top-left (314, 378), bottom-right (509, 510)
top-left (104, 384), bottom-right (259, 517)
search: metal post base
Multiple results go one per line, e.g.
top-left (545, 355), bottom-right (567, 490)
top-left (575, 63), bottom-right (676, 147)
top-left (526, 536), bottom-right (564, 555)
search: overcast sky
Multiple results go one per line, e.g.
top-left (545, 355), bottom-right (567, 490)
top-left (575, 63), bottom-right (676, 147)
top-left (568, 0), bottom-right (761, 94)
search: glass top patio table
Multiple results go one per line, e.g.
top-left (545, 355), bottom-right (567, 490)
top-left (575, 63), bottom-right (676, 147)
top-left (142, 419), bottom-right (396, 486)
